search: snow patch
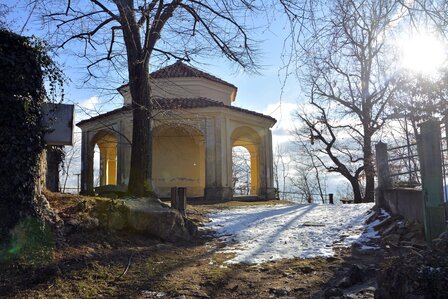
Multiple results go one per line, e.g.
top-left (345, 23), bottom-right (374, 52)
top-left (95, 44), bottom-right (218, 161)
top-left (206, 203), bottom-right (378, 264)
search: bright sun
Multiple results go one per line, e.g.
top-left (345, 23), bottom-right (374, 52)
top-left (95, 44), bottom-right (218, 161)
top-left (398, 31), bottom-right (447, 75)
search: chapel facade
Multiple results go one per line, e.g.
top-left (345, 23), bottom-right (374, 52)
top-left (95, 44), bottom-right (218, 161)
top-left (77, 61), bottom-right (277, 200)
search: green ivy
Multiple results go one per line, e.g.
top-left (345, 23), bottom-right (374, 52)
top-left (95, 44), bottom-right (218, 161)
top-left (0, 29), bottom-right (64, 251)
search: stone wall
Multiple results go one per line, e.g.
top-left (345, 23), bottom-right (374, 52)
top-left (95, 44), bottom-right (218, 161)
top-left (382, 188), bottom-right (423, 223)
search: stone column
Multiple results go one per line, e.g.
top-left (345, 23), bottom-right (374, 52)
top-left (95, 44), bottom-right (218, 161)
top-left (259, 129), bottom-right (276, 199)
top-left (375, 142), bottom-right (392, 209)
top-left (80, 131), bottom-right (94, 194)
top-left (116, 120), bottom-right (126, 186)
top-left (250, 150), bottom-right (259, 195)
top-left (204, 117), bottom-right (233, 200)
top-left (418, 120), bottom-right (445, 242)
top-left (99, 147), bottom-right (106, 186)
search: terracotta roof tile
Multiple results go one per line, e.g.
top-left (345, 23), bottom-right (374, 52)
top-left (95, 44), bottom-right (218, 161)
top-left (77, 98), bottom-right (276, 126)
top-left (150, 61), bottom-right (237, 89)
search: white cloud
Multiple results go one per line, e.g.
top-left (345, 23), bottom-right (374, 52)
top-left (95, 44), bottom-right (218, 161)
top-left (77, 96), bottom-right (100, 116)
top-left (263, 101), bottom-right (299, 145)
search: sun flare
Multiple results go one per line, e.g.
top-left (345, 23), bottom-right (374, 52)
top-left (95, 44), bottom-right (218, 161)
top-left (398, 31), bottom-right (446, 75)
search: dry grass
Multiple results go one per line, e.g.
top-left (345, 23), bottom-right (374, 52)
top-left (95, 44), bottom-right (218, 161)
top-left (0, 193), bottom-right (371, 298)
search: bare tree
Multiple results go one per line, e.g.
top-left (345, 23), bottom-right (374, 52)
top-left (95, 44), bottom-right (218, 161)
top-left (281, 0), bottom-right (448, 203)
top-left (37, 0), bottom-right (263, 196)
top-left (232, 146), bottom-right (251, 195)
top-left (289, 137), bottom-right (327, 203)
top-left (273, 144), bottom-right (290, 200)
top-left (282, 0), bottom-right (407, 203)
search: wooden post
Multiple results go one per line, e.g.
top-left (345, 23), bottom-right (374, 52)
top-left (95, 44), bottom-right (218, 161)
top-left (170, 186), bottom-right (186, 216)
top-left (418, 120), bottom-right (446, 242)
top-left (177, 187), bottom-right (187, 216)
top-left (171, 187), bottom-right (178, 209)
top-left (375, 142), bottom-right (392, 209)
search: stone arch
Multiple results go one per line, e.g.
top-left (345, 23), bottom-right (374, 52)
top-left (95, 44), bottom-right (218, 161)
top-left (231, 126), bottom-right (262, 196)
top-left (90, 130), bottom-right (118, 186)
top-left (152, 124), bottom-right (205, 197)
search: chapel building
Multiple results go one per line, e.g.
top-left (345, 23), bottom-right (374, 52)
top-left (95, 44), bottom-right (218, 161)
top-left (77, 61), bottom-right (277, 200)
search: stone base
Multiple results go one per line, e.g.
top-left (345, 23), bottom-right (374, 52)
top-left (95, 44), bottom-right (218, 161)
top-left (93, 197), bottom-right (198, 242)
top-left (204, 187), bottom-right (233, 201)
top-left (260, 187), bottom-right (277, 200)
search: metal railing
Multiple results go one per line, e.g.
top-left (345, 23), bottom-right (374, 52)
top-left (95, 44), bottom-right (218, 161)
top-left (278, 191), bottom-right (333, 204)
top-left (387, 142), bottom-right (421, 187)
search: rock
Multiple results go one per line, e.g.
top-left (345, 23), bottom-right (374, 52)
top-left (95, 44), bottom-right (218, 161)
top-left (373, 216), bottom-right (399, 232)
top-left (432, 231), bottom-right (448, 252)
top-left (79, 217), bottom-right (99, 230)
top-left (383, 234), bottom-right (400, 246)
top-left (91, 197), bottom-right (198, 242)
top-left (299, 266), bottom-right (314, 274)
top-left (95, 184), bottom-right (127, 197)
top-left (108, 210), bottom-right (127, 230)
top-left (403, 232), bottom-right (416, 240)
top-left (73, 200), bottom-right (89, 213)
top-left (406, 222), bottom-right (424, 237)
top-left (336, 265), bottom-right (363, 288)
top-left (326, 256), bottom-right (338, 262)
top-left (381, 222), bottom-right (398, 236)
top-left (127, 198), bottom-right (197, 241)
top-left (66, 218), bottom-right (81, 227)
top-left (269, 287), bottom-right (289, 296)
top-left (410, 238), bottom-right (428, 250)
top-left (336, 276), bottom-right (352, 288)
top-left (360, 286), bottom-right (376, 293)
top-left (324, 287), bottom-right (343, 298)
top-left (64, 216), bottom-right (99, 232)
top-left (348, 264), bottom-right (363, 285)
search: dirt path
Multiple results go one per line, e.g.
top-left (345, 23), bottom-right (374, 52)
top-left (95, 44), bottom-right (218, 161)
top-left (0, 194), bottom-right (384, 298)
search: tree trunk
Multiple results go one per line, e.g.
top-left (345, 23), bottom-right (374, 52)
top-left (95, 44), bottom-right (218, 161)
top-left (125, 49), bottom-right (152, 196)
top-left (0, 30), bottom-right (60, 244)
top-left (46, 147), bottom-right (60, 192)
top-left (117, 1), bottom-right (152, 196)
top-left (350, 176), bottom-right (363, 204)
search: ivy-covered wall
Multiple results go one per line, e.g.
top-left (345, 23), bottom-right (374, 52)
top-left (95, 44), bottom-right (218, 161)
top-left (0, 30), bottom-right (46, 241)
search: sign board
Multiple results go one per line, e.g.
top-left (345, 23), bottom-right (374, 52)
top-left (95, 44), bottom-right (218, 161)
top-left (41, 103), bottom-right (74, 146)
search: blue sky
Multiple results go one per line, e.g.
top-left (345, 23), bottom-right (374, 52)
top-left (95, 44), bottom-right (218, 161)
top-left (2, 1), bottom-right (352, 197)
top-left (3, 0), bottom-right (302, 145)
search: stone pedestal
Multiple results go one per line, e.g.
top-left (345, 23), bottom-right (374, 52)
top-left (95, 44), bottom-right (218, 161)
top-left (205, 187), bottom-right (233, 201)
top-left (260, 187), bottom-right (277, 200)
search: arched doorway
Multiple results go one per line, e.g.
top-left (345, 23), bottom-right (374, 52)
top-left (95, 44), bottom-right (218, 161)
top-left (152, 124), bottom-right (205, 197)
top-left (91, 131), bottom-right (118, 186)
top-left (231, 126), bottom-right (261, 196)
top-left (232, 146), bottom-right (251, 195)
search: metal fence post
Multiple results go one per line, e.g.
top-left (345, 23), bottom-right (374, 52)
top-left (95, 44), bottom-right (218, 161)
top-left (418, 120), bottom-right (446, 242)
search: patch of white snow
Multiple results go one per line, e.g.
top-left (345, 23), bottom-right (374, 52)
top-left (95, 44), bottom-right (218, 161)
top-left (206, 203), bottom-right (377, 264)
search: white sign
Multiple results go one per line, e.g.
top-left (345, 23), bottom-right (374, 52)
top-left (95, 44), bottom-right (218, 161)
top-left (41, 103), bottom-right (74, 146)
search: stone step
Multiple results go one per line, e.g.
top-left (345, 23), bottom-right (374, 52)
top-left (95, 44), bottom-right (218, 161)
top-left (232, 195), bottom-right (261, 202)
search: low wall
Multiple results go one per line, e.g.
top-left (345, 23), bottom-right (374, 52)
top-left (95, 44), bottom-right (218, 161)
top-left (382, 188), bottom-right (423, 223)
